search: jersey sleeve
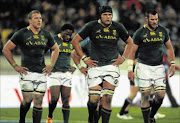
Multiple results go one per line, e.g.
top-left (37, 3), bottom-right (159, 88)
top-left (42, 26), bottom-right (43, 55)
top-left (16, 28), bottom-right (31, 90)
top-left (80, 40), bottom-right (91, 56)
top-left (10, 31), bottom-right (21, 45)
top-left (117, 23), bottom-right (129, 42)
top-left (132, 28), bottom-right (142, 45)
top-left (78, 23), bottom-right (91, 40)
top-left (47, 32), bottom-right (56, 48)
top-left (163, 27), bottom-right (170, 43)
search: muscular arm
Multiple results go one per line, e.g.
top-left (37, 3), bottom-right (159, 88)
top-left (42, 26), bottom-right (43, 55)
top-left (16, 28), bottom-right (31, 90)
top-left (2, 40), bottom-right (29, 74)
top-left (71, 34), bottom-right (84, 58)
top-left (128, 44), bottom-right (138, 60)
top-left (71, 49), bottom-right (88, 75)
top-left (43, 43), bottom-right (59, 76)
top-left (121, 36), bottom-right (133, 59)
top-left (165, 40), bottom-right (175, 62)
top-left (128, 44), bottom-right (138, 81)
top-left (50, 43), bottom-right (59, 65)
top-left (2, 40), bottom-right (17, 66)
top-left (112, 36), bottom-right (134, 66)
top-left (71, 50), bottom-right (81, 66)
top-left (165, 39), bottom-right (175, 77)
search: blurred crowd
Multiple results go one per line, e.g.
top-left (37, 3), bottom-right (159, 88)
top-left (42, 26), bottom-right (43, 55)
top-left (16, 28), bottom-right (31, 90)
top-left (0, 0), bottom-right (180, 56)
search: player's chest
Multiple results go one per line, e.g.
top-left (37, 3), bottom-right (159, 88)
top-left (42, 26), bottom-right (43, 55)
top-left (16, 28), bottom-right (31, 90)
top-left (57, 41), bottom-right (73, 53)
top-left (91, 27), bottom-right (119, 42)
top-left (141, 30), bottom-right (165, 44)
top-left (23, 33), bottom-right (48, 48)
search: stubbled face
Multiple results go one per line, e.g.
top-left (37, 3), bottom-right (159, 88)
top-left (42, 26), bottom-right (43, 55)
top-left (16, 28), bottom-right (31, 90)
top-left (62, 29), bottom-right (73, 42)
top-left (146, 13), bottom-right (158, 30)
top-left (29, 13), bottom-right (42, 30)
top-left (101, 12), bottom-right (113, 25)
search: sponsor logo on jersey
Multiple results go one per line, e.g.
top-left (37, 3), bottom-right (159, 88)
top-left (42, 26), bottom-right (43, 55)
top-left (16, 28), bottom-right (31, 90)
top-left (150, 31), bottom-right (156, 35)
top-left (41, 35), bottom-right (45, 41)
top-left (103, 28), bottom-right (109, 32)
top-left (143, 34), bottom-right (148, 38)
top-left (96, 29), bottom-right (101, 33)
top-left (26, 36), bottom-right (32, 40)
top-left (33, 35), bottom-right (39, 39)
top-left (59, 49), bottom-right (72, 53)
top-left (62, 42), bottom-right (68, 46)
top-left (159, 32), bottom-right (163, 37)
top-left (113, 30), bottom-right (117, 35)
top-left (26, 41), bottom-right (46, 46)
top-left (143, 37), bottom-right (163, 43)
top-left (96, 34), bottom-right (117, 40)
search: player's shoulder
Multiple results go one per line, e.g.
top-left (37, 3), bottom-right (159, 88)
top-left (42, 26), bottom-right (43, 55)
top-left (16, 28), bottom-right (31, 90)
top-left (157, 25), bottom-right (168, 32)
top-left (135, 26), bottom-right (144, 33)
top-left (85, 20), bottom-right (98, 26)
top-left (53, 34), bottom-right (59, 39)
top-left (112, 21), bottom-right (123, 27)
top-left (40, 28), bottom-right (52, 34)
top-left (17, 27), bottom-right (29, 33)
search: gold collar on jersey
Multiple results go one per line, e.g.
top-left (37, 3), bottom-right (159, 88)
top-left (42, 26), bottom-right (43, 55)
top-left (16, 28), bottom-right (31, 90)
top-left (98, 19), bottom-right (112, 32)
top-left (144, 24), bottom-right (158, 35)
top-left (58, 33), bottom-right (63, 40)
top-left (27, 26), bottom-right (40, 34)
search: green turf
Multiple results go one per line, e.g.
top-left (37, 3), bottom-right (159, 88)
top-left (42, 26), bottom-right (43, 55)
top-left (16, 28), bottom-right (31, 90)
top-left (0, 107), bottom-right (180, 123)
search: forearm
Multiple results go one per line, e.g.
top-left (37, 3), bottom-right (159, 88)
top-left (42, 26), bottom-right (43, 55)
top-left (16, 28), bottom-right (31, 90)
top-left (50, 49), bottom-right (59, 65)
top-left (72, 34), bottom-right (84, 58)
top-left (122, 36), bottom-right (133, 59)
top-left (50, 43), bottom-right (59, 66)
top-left (166, 47), bottom-right (175, 62)
top-left (71, 51), bottom-right (81, 66)
top-left (2, 47), bottom-right (17, 67)
top-left (165, 40), bottom-right (175, 62)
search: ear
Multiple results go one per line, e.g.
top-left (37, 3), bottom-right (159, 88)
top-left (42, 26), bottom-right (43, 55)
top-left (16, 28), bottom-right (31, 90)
top-left (28, 19), bottom-right (31, 24)
top-left (145, 17), bottom-right (148, 22)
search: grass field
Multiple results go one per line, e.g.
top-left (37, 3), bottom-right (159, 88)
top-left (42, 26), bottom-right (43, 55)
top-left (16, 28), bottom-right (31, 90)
top-left (0, 107), bottom-right (180, 123)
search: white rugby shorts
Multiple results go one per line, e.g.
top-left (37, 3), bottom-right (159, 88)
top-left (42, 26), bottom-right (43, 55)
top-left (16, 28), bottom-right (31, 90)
top-left (134, 62), bottom-right (166, 87)
top-left (19, 71), bottom-right (47, 93)
top-left (87, 65), bottom-right (120, 88)
top-left (47, 71), bottom-right (72, 87)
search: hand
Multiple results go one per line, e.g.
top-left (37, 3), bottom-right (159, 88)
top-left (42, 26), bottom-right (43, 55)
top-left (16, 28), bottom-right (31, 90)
top-left (68, 66), bottom-right (76, 74)
top-left (84, 57), bottom-right (98, 68)
top-left (14, 66), bottom-right (29, 75)
top-left (42, 65), bottom-right (53, 76)
top-left (128, 71), bottom-right (134, 82)
top-left (79, 67), bottom-right (88, 75)
top-left (169, 65), bottom-right (175, 77)
top-left (112, 56), bottom-right (125, 66)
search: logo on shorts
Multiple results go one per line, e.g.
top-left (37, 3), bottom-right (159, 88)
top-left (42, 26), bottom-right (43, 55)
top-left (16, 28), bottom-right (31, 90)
top-left (114, 79), bottom-right (118, 84)
top-left (163, 79), bottom-right (166, 84)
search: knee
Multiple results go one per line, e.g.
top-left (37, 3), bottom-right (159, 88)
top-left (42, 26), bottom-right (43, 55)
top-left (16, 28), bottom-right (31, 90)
top-left (62, 96), bottom-right (70, 107)
top-left (156, 96), bottom-right (164, 104)
top-left (87, 100), bottom-right (98, 108)
top-left (51, 95), bottom-right (59, 103)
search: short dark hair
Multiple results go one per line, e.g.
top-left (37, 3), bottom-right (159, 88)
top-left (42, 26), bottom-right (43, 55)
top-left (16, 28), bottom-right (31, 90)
top-left (99, 6), bottom-right (112, 15)
top-left (145, 9), bottom-right (157, 17)
top-left (28, 10), bottom-right (41, 19)
top-left (61, 24), bottom-right (74, 33)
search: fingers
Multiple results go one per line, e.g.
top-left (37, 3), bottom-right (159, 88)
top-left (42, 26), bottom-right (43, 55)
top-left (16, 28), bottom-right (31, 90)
top-left (16, 66), bottom-right (29, 75)
top-left (86, 59), bottom-right (98, 68)
top-left (42, 66), bottom-right (53, 76)
top-left (111, 59), bottom-right (116, 62)
top-left (169, 71), bottom-right (174, 77)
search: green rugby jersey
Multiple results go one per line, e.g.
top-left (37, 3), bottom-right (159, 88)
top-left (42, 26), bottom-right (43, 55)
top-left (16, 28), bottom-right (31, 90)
top-left (53, 34), bottom-right (73, 72)
top-left (80, 40), bottom-right (91, 57)
top-left (10, 26), bottom-right (55, 73)
top-left (133, 24), bottom-right (169, 66)
top-left (78, 19), bottom-right (129, 66)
